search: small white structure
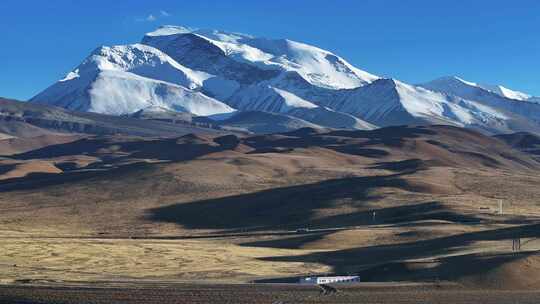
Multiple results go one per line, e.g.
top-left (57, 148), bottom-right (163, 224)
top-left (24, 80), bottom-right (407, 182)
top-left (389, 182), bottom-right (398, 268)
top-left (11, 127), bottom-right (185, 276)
top-left (299, 275), bottom-right (360, 285)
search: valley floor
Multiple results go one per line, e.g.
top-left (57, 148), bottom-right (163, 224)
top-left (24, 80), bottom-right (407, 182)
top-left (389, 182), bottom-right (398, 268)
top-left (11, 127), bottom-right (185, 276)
top-left (1, 125), bottom-right (540, 301)
top-left (1, 219), bottom-right (540, 288)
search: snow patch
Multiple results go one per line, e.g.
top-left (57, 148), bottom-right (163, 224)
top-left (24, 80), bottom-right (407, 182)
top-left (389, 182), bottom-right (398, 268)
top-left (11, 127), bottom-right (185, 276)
top-left (88, 70), bottom-right (235, 116)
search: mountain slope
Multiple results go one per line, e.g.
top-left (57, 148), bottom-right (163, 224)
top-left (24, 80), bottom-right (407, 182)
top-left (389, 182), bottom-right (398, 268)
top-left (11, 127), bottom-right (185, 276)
top-left (223, 83), bottom-right (374, 129)
top-left (0, 97), bottom-right (227, 138)
top-left (495, 132), bottom-right (540, 160)
top-left (287, 106), bottom-right (376, 130)
top-left (218, 111), bottom-right (322, 134)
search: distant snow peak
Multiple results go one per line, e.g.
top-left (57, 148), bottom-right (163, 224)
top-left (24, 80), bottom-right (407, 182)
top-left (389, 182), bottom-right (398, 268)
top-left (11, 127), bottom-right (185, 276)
top-left (451, 76), bottom-right (478, 87)
top-left (479, 83), bottom-right (533, 101)
top-left (422, 76), bottom-right (538, 103)
top-left (423, 76), bottom-right (478, 90)
top-left (419, 76), bottom-right (540, 129)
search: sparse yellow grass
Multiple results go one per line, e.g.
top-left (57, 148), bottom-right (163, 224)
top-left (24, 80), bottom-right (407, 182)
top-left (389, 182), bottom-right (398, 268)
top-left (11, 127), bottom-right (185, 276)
top-left (2, 234), bottom-right (539, 285)
top-left (0, 238), bottom-right (331, 284)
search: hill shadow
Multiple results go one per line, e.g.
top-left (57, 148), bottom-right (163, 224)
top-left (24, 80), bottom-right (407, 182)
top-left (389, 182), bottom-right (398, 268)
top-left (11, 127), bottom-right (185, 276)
top-left (370, 158), bottom-right (432, 172)
top-left (146, 168), bottom-right (478, 231)
top-left (257, 223), bottom-right (540, 275)
top-left (11, 134), bottom-right (239, 162)
top-left (241, 202), bottom-right (481, 250)
top-left (147, 173), bottom-right (401, 231)
top-left (241, 125), bottom-right (437, 158)
top-left (255, 251), bottom-right (537, 286)
top-left (0, 162), bottom-right (154, 192)
top-left (357, 251), bottom-right (537, 287)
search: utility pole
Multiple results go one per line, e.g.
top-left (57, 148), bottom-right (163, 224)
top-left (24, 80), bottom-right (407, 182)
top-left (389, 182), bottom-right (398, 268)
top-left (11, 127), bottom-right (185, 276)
top-left (512, 238), bottom-right (521, 252)
top-left (499, 199), bottom-right (503, 215)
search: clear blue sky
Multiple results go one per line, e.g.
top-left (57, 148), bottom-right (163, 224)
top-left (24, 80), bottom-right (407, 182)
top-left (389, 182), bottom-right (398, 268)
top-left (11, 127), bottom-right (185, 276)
top-left (1, 0), bottom-right (539, 100)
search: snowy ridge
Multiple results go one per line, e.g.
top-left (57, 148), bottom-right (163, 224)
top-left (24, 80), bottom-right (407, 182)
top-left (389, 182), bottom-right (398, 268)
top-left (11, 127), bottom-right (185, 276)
top-left (420, 76), bottom-right (540, 124)
top-left (225, 85), bottom-right (317, 113)
top-left (95, 44), bottom-right (213, 89)
top-left (478, 83), bottom-right (540, 104)
top-left (143, 25), bottom-right (378, 89)
top-left (31, 44), bottom-right (235, 116)
top-left (323, 78), bottom-right (508, 130)
top-left (479, 84), bottom-right (532, 101)
top-left (421, 76), bottom-right (538, 103)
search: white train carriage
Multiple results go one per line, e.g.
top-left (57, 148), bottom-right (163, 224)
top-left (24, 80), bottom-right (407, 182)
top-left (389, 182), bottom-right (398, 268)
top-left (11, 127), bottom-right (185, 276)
top-left (299, 275), bottom-right (360, 285)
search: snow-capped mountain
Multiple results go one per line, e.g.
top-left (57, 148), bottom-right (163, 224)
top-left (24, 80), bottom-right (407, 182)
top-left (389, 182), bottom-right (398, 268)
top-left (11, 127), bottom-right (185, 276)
top-left (419, 76), bottom-right (540, 124)
top-left (322, 78), bottom-right (536, 134)
top-left (30, 25), bottom-right (540, 135)
top-left (478, 84), bottom-right (540, 104)
top-left (31, 25), bottom-right (378, 130)
top-left (421, 76), bottom-right (539, 102)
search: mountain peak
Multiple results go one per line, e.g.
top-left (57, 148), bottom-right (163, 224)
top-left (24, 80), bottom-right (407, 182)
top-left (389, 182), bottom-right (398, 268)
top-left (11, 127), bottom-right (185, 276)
top-left (144, 25), bottom-right (254, 44)
top-left (369, 77), bottom-right (403, 88)
top-left (145, 25), bottom-right (195, 37)
top-left (141, 24), bottom-right (378, 89)
top-left (422, 76), bottom-right (538, 103)
top-left (429, 76), bottom-right (479, 87)
top-left (478, 83), bottom-right (533, 101)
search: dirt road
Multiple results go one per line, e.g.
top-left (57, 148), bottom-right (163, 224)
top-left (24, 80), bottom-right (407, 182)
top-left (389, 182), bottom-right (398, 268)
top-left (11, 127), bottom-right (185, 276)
top-left (1, 283), bottom-right (539, 304)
